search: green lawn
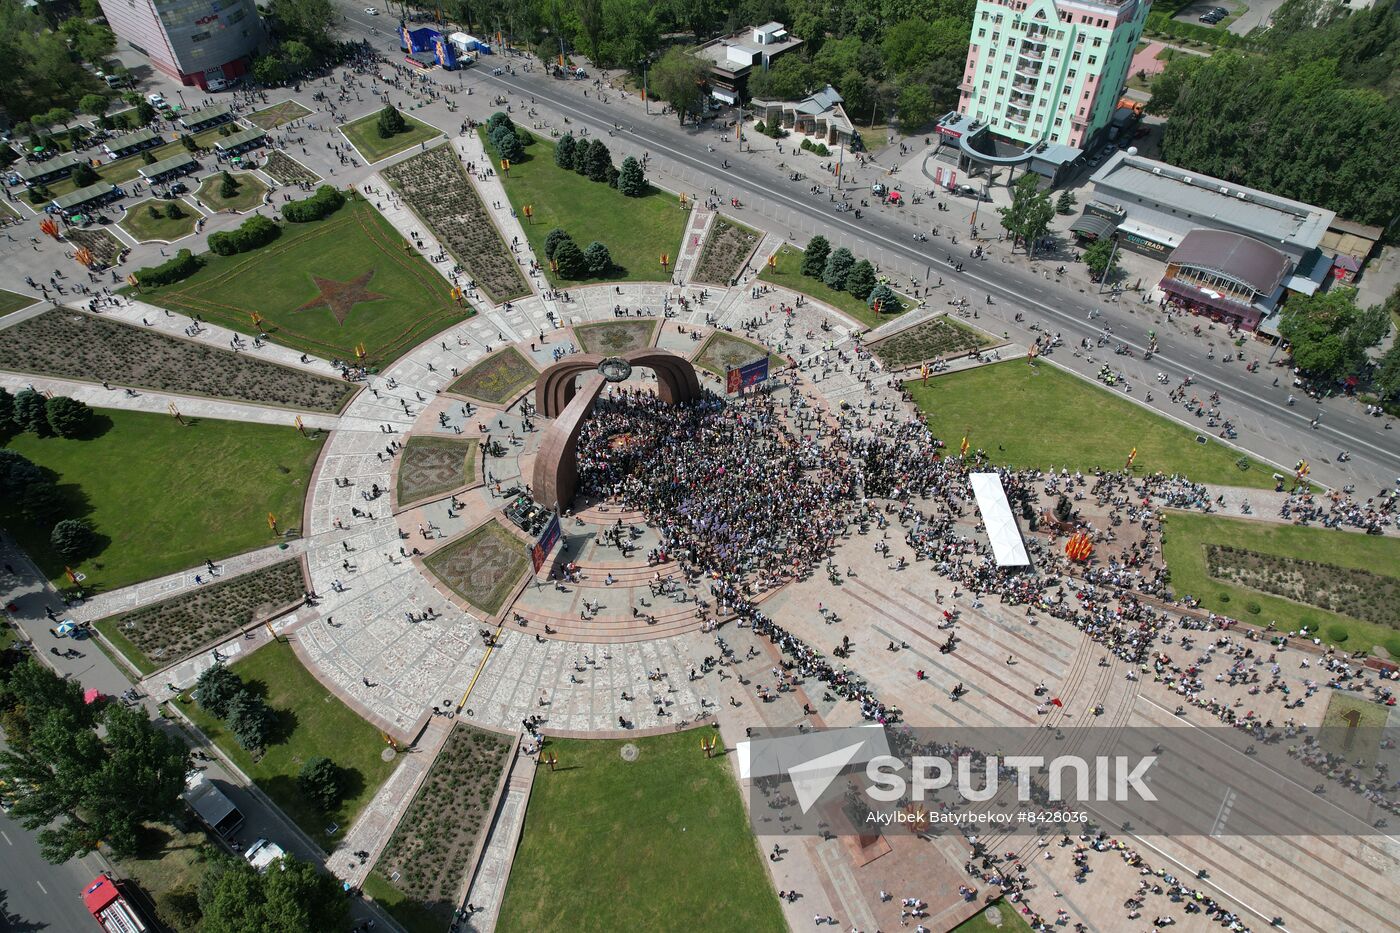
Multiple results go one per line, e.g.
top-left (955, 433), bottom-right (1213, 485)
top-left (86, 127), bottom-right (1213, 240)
top-left (906, 359), bottom-right (1285, 488)
top-left (0, 288), bottom-right (38, 316)
top-left (482, 129), bottom-right (687, 285)
top-left (496, 730), bottom-right (783, 933)
top-left (118, 821), bottom-right (219, 932)
top-left (341, 111), bottom-right (442, 163)
top-left (758, 244), bottom-right (913, 331)
top-left (179, 639), bottom-right (398, 849)
top-left (195, 171), bottom-right (268, 213)
top-left (952, 900), bottom-right (1035, 933)
top-left (44, 131), bottom-right (222, 198)
top-left (118, 198), bottom-right (199, 242)
top-left (0, 409), bottom-right (322, 592)
top-left (138, 196), bottom-right (470, 365)
top-left (1160, 510), bottom-right (1400, 655)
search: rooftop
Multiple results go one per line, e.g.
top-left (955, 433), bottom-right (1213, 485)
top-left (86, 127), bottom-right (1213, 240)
top-left (215, 127), bottom-right (267, 150)
top-left (1090, 151), bottom-right (1334, 251)
top-left (694, 24), bottom-right (803, 73)
top-left (52, 181), bottom-right (117, 210)
top-left (139, 151), bottom-right (199, 177)
top-left (1169, 229), bottom-right (1292, 296)
top-left (106, 127), bottom-right (160, 151)
top-left (179, 104), bottom-right (232, 127)
top-left (14, 151), bottom-right (84, 181)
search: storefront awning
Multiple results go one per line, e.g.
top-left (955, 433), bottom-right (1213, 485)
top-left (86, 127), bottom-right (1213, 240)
top-left (1070, 214), bottom-right (1118, 239)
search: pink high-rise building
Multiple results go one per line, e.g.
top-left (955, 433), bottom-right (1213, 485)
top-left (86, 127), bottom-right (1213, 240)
top-left (99, 0), bottom-right (262, 89)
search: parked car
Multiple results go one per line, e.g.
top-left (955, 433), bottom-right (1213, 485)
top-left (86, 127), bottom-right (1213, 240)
top-left (243, 838), bottom-right (287, 873)
top-left (364, 6), bottom-right (378, 13)
top-left (147, 93), bottom-right (169, 110)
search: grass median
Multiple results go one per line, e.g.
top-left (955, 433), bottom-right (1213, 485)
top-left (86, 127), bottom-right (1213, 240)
top-left (758, 244), bottom-right (914, 331)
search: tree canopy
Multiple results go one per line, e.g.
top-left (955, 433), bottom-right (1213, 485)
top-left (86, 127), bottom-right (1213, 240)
top-left (1277, 286), bottom-right (1390, 384)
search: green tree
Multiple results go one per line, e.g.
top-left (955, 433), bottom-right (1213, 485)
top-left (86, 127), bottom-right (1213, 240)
top-left (0, 693), bottom-right (188, 862)
top-left (617, 155), bottom-right (646, 196)
top-left (166, 201), bottom-right (185, 220)
top-left (584, 139), bottom-right (613, 182)
top-left (491, 124), bottom-right (524, 162)
top-left (749, 56), bottom-right (816, 101)
top-left (1083, 236), bottom-right (1119, 281)
top-left (13, 388), bottom-right (48, 435)
top-left (553, 238), bottom-right (588, 278)
top-left (377, 105), bottom-right (406, 140)
top-left (253, 54), bottom-right (286, 86)
top-left (822, 246), bottom-right (855, 290)
top-left (800, 236), bottom-right (831, 277)
top-left (868, 283), bottom-right (903, 314)
top-left (58, 18), bottom-right (115, 66)
top-left (199, 855), bottom-right (347, 933)
top-left (19, 481), bottom-right (63, 525)
top-left (1374, 343), bottom-right (1400, 401)
top-left (648, 46), bottom-right (708, 124)
top-left (998, 174), bottom-right (1054, 257)
top-left (583, 240), bottom-right (613, 275)
top-left (554, 133), bottom-right (576, 169)
top-left (227, 691), bottom-right (273, 751)
top-left (297, 756), bottom-right (344, 811)
top-left (78, 93), bottom-right (108, 119)
top-left (544, 227), bottom-right (572, 261)
top-left (193, 664), bottom-right (245, 720)
top-left (71, 161), bottom-right (98, 187)
top-left (43, 396), bottom-right (93, 437)
top-left (895, 83), bottom-right (934, 129)
top-left (845, 259), bottom-right (877, 300)
top-left (270, 0), bottom-right (337, 51)
top-left (572, 136), bottom-right (591, 173)
top-left (0, 450), bottom-right (46, 498)
top-left (136, 100), bottom-right (156, 124)
top-left (1278, 287), bottom-right (1390, 383)
top-left (0, 387), bottom-right (14, 434)
top-left (1056, 190), bottom-right (1077, 215)
top-left (50, 518), bottom-right (97, 559)
top-left (282, 40), bottom-right (315, 73)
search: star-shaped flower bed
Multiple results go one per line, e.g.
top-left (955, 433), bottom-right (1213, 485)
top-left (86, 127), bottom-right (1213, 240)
top-left (295, 270), bottom-right (388, 325)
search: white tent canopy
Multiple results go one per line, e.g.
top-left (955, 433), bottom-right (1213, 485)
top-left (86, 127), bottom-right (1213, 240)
top-left (969, 472), bottom-right (1030, 567)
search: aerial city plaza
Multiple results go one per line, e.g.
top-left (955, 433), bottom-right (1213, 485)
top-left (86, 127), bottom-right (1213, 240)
top-left (2, 0), bottom-right (1399, 931)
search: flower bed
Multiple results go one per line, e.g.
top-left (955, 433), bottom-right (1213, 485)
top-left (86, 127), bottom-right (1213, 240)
top-left (381, 144), bottom-right (529, 303)
top-left (263, 150), bottom-right (320, 186)
top-left (96, 559), bottom-right (303, 673)
top-left (396, 436), bottom-right (478, 507)
top-left (573, 319), bottom-right (657, 354)
top-left (0, 309), bottom-right (354, 412)
top-left (67, 228), bottom-right (127, 270)
top-left (868, 316), bottom-right (994, 371)
top-left (424, 520), bottom-right (529, 617)
top-left (691, 216), bottom-right (761, 286)
top-left (448, 346), bottom-right (537, 406)
top-left (371, 723), bottom-right (511, 928)
top-left (1205, 545), bottom-right (1400, 629)
top-left (693, 331), bottom-right (782, 378)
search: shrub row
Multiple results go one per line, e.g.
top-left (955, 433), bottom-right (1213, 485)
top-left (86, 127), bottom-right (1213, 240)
top-left (135, 248), bottom-right (201, 286)
top-left (281, 185), bottom-right (346, 223)
top-left (208, 214), bottom-right (280, 256)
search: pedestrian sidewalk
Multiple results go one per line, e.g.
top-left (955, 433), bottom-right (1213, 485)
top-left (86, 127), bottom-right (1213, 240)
top-left (462, 749), bottom-right (537, 932)
top-left (675, 205), bottom-right (714, 285)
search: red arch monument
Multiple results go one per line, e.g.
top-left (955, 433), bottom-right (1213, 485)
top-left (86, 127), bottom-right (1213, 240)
top-left (531, 348), bottom-right (702, 511)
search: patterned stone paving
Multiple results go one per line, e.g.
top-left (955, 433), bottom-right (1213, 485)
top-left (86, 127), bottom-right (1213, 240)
top-left (448, 345), bottom-right (538, 405)
top-left (395, 435), bottom-right (479, 507)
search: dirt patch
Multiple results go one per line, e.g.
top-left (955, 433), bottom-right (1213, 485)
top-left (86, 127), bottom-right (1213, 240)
top-left (692, 216), bottom-right (761, 286)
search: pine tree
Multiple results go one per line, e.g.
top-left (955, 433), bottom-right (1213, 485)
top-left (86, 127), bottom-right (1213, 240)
top-left (822, 247), bottom-right (855, 290)
top-left (555, 134), bottom-right (576, 169)
top-left (800, 236), bottom-right (830, 277)
top-left (844, 260), bottom-right (876, 300)
top-left (585, 140), bottom-right (612, 182)
top-left (617, 156), bottom-right (646, 196)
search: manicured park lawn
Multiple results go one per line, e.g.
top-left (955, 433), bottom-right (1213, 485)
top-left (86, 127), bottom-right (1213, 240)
top-left (483, 129), bottom-right (687, 285)
top-left (496, 730), bottom-right (783, 933)
top-left (952, 900), bottom-right (1035, 933)
top-left (0, 409), bottom-right (323, 592)
top-left (363, 871), bottom-right (446, 933)
top-left (759, 244), bottom-right (913, 331)
top-left (195, 171), bottom-right (267, 213)
top-left (1160, 510), bottom-right (1400, 655)
top-left (139, 196), bottom-right (470, 364)
top-left (180, 639), bottom-right (397, 849)
top-left (118, 198), bottom-right (199, 242)
top-left (0, 288), bottom-right (38, 316)
top-left (906, 359), bottom-right (1284, 488)
top-left (341, 111), bottom-right (442, 163)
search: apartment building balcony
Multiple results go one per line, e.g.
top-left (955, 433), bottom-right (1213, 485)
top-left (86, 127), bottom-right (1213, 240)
top-left (1012, 80), bottom-right (1038, 94)
top-left (1023, 30), bottom-right (1049, 44)
top-left (1017, 47), bottom-right (1044, 61)
top-left (1015, 62), bottom-right (1042, 79)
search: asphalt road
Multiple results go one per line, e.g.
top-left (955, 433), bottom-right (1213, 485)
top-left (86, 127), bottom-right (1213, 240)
top-left (0, 803), bottom-right (108, 932)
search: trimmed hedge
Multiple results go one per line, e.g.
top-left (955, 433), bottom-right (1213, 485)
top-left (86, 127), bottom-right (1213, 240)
top-left (207, 214), bottom-right (280, 256)
top-left (135, 248), bottom-right (201, 286)
top-left (281, 185), bottom-right (347, 223)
